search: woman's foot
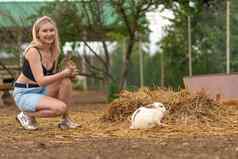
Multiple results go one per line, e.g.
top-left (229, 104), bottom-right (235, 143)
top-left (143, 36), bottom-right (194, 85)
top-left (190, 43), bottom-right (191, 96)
top-left (58, 118), bottom-right (80, 129)
top-left (30, 116), bottom-right (38, 128)
top-left (16, 112), bottom-right (38, 130)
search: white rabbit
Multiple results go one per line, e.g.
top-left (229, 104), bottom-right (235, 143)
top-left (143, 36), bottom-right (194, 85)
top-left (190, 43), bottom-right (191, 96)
top-left (130, 102), bottom-right (167, 129)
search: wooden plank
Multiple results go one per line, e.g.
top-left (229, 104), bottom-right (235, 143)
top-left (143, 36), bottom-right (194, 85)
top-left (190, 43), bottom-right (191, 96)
top-left (0, 64), bottom-right (20, 69)
top-left (0, 92), bottom-right (3, 106)
top-left (0, 84), bottom-right (13, 91)
top-left (0, 65), bottom-right (20, 81)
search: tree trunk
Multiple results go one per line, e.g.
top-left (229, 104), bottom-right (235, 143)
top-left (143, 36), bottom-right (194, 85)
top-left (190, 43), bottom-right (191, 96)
top-left (119, 36), bottom-right (135, 89)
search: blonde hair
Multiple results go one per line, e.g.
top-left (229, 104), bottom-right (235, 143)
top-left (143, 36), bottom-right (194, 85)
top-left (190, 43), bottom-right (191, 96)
top-left (27, 16), bottom-right (60, 61)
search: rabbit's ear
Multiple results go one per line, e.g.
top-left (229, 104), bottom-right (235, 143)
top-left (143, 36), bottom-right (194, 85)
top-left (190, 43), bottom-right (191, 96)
top-left (146, 104), bottom-right (155, 109)
top-left (153, 102), bottom-right (166, 110)
top-left (153, 102), bottom-right (164, 107)
top-left (131, 109), bottom-right (141, 122)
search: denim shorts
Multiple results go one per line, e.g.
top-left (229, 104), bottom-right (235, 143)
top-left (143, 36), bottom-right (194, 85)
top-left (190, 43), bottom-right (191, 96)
top-left (13, 87), bottom-right (48, 112)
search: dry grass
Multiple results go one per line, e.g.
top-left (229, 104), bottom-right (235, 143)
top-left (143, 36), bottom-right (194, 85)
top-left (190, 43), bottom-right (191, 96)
top-left (1, 88), bottom-right (238, 144)
top-left (103, 88), bottom-right (223, 124)
top-left (101, 87), bottom-right (238, 137)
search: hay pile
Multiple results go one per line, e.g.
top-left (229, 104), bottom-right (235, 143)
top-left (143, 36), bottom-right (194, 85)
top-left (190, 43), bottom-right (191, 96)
top-left (165, 90), bottom-right (222, 124)
top-left (103, 87), bottom-right (223, 124)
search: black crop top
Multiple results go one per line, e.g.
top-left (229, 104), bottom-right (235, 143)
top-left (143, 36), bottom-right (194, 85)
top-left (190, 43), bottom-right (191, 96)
top-left (22, 48), bottom-right (55, 82)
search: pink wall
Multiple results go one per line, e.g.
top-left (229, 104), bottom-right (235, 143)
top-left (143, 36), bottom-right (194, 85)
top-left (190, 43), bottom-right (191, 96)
top-left (183, 73), bottom-right (238, 100)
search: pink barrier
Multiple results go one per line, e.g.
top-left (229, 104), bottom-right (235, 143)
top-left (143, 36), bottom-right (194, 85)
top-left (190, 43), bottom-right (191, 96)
top-left (183, 73), bottom-right (238, 100)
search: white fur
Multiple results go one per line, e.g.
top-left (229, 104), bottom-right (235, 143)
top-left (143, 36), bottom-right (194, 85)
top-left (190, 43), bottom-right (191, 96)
top-left (130, 102), bottom-right (166, 129)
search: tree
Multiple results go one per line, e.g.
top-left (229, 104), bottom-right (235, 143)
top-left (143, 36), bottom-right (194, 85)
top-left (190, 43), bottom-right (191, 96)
top-left (0, 10), bottom-right (30, 79)
top-left (156, 0), bottom-right (226, 88)
top-left (109, 0), bottom-right (217, 88)
top-left (1, 0), bottom-right (221, 89)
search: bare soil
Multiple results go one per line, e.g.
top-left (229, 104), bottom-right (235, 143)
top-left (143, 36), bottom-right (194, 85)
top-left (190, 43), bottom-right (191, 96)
top-left (1, 91), bottom-right (238, 159)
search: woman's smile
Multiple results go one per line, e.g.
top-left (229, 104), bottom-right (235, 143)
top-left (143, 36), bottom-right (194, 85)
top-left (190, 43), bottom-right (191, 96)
top-left (38, 22), bottom-right (56, 44)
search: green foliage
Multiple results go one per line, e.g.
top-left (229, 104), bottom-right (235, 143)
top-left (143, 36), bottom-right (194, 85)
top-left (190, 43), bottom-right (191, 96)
top-left (30, 0), bottom-right (82, 45)
top-left (106, 81), bottom-right (138, 102)
top-left (125, 85), bottom-right (138, 92)
top-left (72, 79), bottom-right (84, 91)
top-left (230, 0), bottom-right (238, 72)
top-left (144, 53), bottom-right (162, 86)
top-left (155, 1), bottom-right (229, 88)
top-left (24, 0), bottom-right (234, 90)
top-left (110, 42), bottom-right (124, 81)
top-left (107, 81), bottom-right (120, 102)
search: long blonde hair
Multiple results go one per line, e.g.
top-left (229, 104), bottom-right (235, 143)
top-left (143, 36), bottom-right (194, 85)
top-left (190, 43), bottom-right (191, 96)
top-left (27, 16), bottom-right (60, 62)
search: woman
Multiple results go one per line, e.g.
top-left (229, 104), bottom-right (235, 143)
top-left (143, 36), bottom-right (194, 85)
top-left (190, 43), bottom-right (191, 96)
top-left (13, 16), bottom-right (79, 130)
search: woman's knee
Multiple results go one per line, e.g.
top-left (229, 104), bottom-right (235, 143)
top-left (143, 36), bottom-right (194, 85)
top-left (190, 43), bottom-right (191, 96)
top-left (53, 102), bottom-right (67, 115)
top-left (36, 96), bottom-right (68, 116)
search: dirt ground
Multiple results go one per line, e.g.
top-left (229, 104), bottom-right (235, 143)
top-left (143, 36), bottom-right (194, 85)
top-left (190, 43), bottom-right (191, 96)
top-left (1, 91), bottom-right (238, 159)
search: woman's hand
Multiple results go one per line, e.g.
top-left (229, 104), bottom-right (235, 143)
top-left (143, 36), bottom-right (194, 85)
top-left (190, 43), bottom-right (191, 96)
top-left (68, 64), bottom-right (78, 79)
top-left (63, 64), bottom-right (78, 79)
top-left (62, 68), bottom-right (73, 78)
top-left (62, 58), bottom-right (79, 79)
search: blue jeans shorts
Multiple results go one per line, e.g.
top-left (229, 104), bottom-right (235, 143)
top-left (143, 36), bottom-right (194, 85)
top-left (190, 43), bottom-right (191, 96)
top-left (13, 87), bottom-right (48, 112)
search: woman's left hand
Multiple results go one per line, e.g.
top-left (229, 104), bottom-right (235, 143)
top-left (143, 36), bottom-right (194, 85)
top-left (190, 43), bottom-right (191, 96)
top-left (67, 64), bottom-right (78, 79)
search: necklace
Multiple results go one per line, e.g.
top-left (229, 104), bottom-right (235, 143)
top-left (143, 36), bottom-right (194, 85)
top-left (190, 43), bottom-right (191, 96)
top-left (41, 51), bottom-right (53, 69)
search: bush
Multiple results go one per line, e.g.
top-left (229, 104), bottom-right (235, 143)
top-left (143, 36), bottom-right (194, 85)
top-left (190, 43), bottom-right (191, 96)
top-left (107, 82), bottom-right (140, 102)
top-left (107, 82), bottom-right (120, 102)
top-left (126, 85), bottom-right (138, 92)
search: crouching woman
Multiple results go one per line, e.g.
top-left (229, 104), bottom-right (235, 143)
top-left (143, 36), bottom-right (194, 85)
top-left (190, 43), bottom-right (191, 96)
top-left (13, 16), bottom-right (79, 130)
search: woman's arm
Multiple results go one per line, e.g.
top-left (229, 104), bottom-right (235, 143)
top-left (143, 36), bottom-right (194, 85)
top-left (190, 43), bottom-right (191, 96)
top-left (26, 48), bottom-right (71, 87)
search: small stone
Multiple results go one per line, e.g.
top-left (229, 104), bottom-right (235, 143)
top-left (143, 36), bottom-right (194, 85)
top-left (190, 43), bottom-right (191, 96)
top-left (131, 144), bottom-right (139, 149)
top-left (160, 142), bottom-right (167, 146)
top-left (235, 147), bottom-right (238, 151)
top-left (182, 142), bottom-right (189, 146)
top-left (214, 156), bottom-right (220, 159)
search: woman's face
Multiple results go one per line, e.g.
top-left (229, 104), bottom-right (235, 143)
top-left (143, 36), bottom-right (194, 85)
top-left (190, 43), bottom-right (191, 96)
top-left (38, 22), bottom-right (56, 45)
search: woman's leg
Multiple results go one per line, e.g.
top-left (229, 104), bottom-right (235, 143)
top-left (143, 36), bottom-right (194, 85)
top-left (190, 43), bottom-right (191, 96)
top-left (47, 78), bottom-right (79, 128)
top-left (26, 95), bottom-right (67, 118)
top-left (47, 78), bottom-right (72, 116)
top-left (16, 94), bottom-right (67, 130)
